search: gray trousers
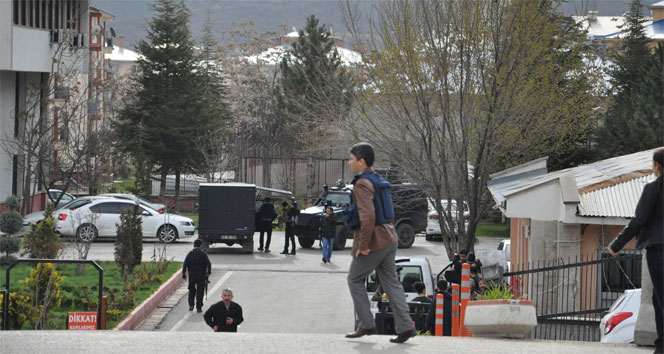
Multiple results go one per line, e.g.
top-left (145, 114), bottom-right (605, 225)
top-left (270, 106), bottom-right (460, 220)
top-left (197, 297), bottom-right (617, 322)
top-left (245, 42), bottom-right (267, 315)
top-left (347, 243), bottom-right (414, 334)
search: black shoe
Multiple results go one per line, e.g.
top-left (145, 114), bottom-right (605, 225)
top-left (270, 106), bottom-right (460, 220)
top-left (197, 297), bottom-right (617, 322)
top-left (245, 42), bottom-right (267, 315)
top-left (322, 257), bottom-right (326, 263)
top-left (188, 306), bottom-right (194, 311)
top-left (290, 251), bottom-right (296, 255)
top-left (265, 249), bottom-right (270, 253)
top-left (258, 247), bottom-right (264, 251)
top-left (389, 329), bottom-right (417, 343)
top-left (345, 327), bottom-right (377, 338)
top-left (280, 250), bottom-right (289, 254)
top-left (196, 308), bottom-right (202, 313)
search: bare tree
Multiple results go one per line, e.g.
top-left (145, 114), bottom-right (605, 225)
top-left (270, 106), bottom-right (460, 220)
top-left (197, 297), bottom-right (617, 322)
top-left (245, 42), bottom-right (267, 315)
top-left (341, 0), bottom-right (596, 257)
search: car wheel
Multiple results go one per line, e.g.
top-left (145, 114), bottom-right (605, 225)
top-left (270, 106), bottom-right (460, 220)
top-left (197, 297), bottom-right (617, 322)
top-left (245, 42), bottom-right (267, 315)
top-left (334, 225), bottom-right (349, 251)
top-left (157, 224), bottom-right (178, 243)
top-left (298, 237), bottom-right (315, 248)
top-left (77, 224), bottom-right (98, 242)
top-left (396, 223), bottom-right (415, 248)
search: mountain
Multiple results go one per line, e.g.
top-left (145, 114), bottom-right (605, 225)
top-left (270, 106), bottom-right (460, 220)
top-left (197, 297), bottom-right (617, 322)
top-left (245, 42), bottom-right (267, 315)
top-left (90, 0), bottom-right (657, 49)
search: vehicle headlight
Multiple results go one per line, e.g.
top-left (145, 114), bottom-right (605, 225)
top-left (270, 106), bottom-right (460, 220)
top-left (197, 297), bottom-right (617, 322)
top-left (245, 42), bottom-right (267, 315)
top-left (180, 221), bottom-right (192, 226)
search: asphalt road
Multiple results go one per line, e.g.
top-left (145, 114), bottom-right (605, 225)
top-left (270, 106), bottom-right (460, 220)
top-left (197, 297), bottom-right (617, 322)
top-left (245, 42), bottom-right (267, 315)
top-left (60, 233), bottom-right (500, 334)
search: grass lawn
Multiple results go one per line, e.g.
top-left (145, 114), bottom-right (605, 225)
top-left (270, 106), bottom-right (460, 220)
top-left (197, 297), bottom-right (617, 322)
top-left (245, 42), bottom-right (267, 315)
top-left (475, 223), bottom-right (509, 238)
top-left (0, 260), bottom-right (181, 329)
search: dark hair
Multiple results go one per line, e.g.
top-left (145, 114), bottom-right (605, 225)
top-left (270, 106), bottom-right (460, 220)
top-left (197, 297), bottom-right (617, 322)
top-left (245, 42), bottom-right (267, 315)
top-left (282, 201), bottom-right (289, 207)
top-left (263, 197), bottom-right (271, 202)
top-left (467, 253), bottom-right (476, 262)
top-left (414, 281), bottom-right (426, 294)
top-left (654, 149), bottom-right (664, 174)
top-left (437, 279), bottom-right (448, 292)
top-left (350, 142), bottom-right (375, 167)
top-left (470, 264), bottom-right (479, 274)
top-left (194, 239), bottom-right (202, 248)
top-left (459, 249), bottom-right (468, 256)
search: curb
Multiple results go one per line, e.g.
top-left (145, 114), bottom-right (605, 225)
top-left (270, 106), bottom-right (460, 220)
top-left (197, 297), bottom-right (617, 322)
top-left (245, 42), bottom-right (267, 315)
top-left (114, 269), bottom-right (184, 330)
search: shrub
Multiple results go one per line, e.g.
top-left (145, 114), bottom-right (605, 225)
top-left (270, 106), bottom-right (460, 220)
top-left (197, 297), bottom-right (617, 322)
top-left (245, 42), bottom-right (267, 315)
top-left (22, 208), bottom-right (62, 259)
top-left (19, 263), bottom-right (63, 329)
top-left (0, 211), bottom-right (23, 236)
top-left (4, 195), bottom-right (20, 210)
top-left (0, 291), bottom-right (32, 329)
top-left (0, 236), bottom-right (21, 265)
top-left (114, 204), bottom-right (143, 279)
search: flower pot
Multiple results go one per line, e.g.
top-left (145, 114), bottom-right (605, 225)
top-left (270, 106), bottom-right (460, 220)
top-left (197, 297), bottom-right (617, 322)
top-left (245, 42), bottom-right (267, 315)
top-left (464, 299), bottom-right (537, 339)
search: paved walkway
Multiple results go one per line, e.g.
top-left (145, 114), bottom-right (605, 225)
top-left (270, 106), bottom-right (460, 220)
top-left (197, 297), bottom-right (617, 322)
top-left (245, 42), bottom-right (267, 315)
top-left (0, 331), bottom-right (652, 354)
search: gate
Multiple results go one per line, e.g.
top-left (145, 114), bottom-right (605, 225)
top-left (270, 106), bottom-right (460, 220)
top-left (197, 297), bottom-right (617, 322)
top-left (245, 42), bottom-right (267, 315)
top-left (503, 251), bottom-right (642, 341)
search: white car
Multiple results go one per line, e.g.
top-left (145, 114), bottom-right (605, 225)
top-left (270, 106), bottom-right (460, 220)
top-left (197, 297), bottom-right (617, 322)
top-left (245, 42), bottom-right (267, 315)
top-left (55, 199), bottom-right (195, 243)
top-left (600, 288), bottom-right (641, 343)
top-left (48, 189), bottom-right (75, 207)
top-left (426, 199), bottom-right (469, 241)
top-left (366, 256), bottom-right (435, 317)
top-left (98, 193), bottom-right (167, 214)
top-left (22, 196), bottom-right (112, 232)
top-left (498, 239), bottom-right (511, 271)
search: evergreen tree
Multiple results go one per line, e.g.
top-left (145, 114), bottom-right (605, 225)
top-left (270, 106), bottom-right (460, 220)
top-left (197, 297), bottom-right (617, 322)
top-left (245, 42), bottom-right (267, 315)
top-left (596, 0), bottom-right (664, 157)
top-left (113, 0), bottom-right (199, 197)
top-left (275, 15), bottom-right (353, 199)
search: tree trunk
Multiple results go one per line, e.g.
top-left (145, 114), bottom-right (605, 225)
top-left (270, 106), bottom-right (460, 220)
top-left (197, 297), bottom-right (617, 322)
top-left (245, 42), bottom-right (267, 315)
top-left (262, 156), bottom-right (271, 188)
top-left (159, 168), bottom-right (167, 201)
top-left (21, 154), bottom-right (32, 215)
top-left (174, 169), bottom-right (181, 212)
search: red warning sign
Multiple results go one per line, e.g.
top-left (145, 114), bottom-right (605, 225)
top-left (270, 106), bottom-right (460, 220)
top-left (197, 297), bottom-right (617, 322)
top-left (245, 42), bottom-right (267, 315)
top-left (67, 312), bottom-right (97, 330)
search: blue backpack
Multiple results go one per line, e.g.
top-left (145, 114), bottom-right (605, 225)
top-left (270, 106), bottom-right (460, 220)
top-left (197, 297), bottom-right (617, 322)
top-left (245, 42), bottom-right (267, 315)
top-left (344, 171), bottom-right (395, 228)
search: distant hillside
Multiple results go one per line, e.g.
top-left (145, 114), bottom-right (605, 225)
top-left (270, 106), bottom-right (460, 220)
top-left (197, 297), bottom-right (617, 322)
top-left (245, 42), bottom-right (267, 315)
top-left (91, 0), bottom-right (657, 49)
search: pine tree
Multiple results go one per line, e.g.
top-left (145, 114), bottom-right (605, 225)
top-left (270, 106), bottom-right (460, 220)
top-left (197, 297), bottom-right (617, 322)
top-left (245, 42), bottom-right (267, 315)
top-left (113, 0), bottom-right (199, 197)
top-left (276, 15), bottom-right (353, 199)
top-left (596, 0), bottom-right (664, 156)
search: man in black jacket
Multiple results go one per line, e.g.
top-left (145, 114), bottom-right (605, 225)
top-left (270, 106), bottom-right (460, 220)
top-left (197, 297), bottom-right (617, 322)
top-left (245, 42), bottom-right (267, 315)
top-left (182, 239), bottom-right (212, 313)
top-left (204, 288), bottom-right (244, 332)
top-left (256, 197), bottom-right (277, 252)
top-left (426, 279), bottom-right (452, 336)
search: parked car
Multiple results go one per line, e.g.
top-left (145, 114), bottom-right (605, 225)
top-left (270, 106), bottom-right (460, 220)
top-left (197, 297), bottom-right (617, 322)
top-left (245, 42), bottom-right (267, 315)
top-left (22, 196), bottom-right (113, 232)
top-left (366, 256), bottom-right (435, 318)
top-left (600, 288), bottom-right (641, 343)
top-left (426, 199), bottom-right (469, 241)
top-left (98, 193), bottom-right (167, 214)
top-left (54, 199), bottom-right (195, 243)
top-left (48, 189), bottom-right (75, 207)
top-left (498, 239), bottom-right (511, 270)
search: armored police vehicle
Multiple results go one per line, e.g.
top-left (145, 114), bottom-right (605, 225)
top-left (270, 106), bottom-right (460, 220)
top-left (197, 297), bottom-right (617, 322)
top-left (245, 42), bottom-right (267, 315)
top-left (294, 175), bottom-right (428, 250)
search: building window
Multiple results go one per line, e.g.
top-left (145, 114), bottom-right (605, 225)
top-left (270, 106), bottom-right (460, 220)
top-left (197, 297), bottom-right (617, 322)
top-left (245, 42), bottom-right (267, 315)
top-left (13, 0), bottom-right (82, 31)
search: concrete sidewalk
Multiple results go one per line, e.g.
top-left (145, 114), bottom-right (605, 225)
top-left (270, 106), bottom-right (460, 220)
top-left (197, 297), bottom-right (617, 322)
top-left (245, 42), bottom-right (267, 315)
top-left (0, 331), bottom-right (652, 354)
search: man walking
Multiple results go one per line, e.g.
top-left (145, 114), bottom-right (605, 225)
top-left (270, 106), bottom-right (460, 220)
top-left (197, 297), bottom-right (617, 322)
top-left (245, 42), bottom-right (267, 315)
top-left (204, 288), bottom-right (244, 332)
top-left (256, 197), bottom-right (277, 252)
top-left (344, 142), bottom-right (417, 343)
top-left (182, 239), bottom-right (212, 313)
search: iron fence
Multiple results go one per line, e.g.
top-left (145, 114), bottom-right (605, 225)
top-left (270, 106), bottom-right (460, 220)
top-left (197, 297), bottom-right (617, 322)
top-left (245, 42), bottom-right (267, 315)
top-left (504, 251), bottom-right (642, 341)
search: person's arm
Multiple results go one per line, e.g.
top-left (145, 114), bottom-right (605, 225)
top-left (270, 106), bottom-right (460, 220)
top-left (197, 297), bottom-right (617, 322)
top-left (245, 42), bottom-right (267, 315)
top-left (355, 179), bottom-right (375, 254)
top-left (205, 253), bottom-right (212, 276)
top-left (231, 304), bottom-right (243, 326)
top-left (609, 182), bottom-right (658, 254)
top-left (203, 306), bottom-right (215, 330)
top-left (182, 253), bottom-right (189, 279)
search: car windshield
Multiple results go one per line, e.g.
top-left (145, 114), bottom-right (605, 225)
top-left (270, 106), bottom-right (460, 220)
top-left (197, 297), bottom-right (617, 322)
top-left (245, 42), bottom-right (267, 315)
top-left (324, 192), bottom-right (350, 205)
top-left (63, 199), bottom-right (94, 210)
top-left (366, 265), bottom-right (423, 293)
top-left (136, 196), bottom-right (153, 205)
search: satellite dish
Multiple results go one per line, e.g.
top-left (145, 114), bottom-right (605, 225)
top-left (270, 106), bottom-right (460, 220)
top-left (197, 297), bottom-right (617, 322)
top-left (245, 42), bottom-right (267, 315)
top-left (92, 24), bottom-right (103, 36)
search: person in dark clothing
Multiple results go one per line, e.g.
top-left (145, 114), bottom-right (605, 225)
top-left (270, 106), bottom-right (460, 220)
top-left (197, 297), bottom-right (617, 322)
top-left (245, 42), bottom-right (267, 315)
top-left (256, 197), bottom-right (278, 252)
top-left (426, 279), bottom-right (452, 336)
top-left (182, 239), bottom-right (212, 312)
top-left (281, 200), bottom-right (299, 255)
top-left (204, 288), bottom-right (244, 332)
top-left (609, 148), bottom-right (664, 354)
top-left (320, 206), bottom-right (337, 263)
top-left (445, 249), bottom-right (468, 284)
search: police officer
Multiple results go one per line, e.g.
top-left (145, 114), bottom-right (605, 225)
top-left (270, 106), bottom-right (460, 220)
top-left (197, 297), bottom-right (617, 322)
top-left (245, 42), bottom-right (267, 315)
top-left (182, 239), bottom-right (212, 312)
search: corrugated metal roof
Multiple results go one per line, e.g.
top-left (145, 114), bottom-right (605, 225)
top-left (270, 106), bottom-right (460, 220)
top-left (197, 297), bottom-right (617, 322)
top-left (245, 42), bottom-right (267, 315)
top-left (578, 175), bottom-right (656, 217)
top-left (488, 148), bottom-right (661, 207)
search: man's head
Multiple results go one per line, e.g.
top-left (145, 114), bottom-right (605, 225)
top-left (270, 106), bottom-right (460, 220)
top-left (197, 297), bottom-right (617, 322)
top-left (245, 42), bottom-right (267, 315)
top-left (414, 281), bottom-right (426, 295)
top-left (349, 142), bottom-right (374, 174)
top-left (467, 252), bottom-right (476, 263)
top-left (470, 264), bottom-right (479, 276)
top-left (326, 206), bottom-right (334, 215)
top-left (222, 288), bottom-right (233, 303)
top-left (282, 201), bottom-right (289, 208)
top-left (459, 249), bottom-right (468, 262)
top-left (194, 239), bottom-right (202, 248)
top-left (436, 279), bottom-right (448, 292)
top-left (263, 197), bottom-right (271, 203)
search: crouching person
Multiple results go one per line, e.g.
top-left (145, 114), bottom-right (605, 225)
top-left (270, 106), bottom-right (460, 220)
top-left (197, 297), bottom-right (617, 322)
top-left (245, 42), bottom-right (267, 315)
top-left (204, 288), bottom-right (244, 332)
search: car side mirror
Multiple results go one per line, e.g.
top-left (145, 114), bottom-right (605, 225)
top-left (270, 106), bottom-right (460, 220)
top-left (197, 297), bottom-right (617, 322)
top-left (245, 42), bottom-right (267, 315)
top-left (142, 211), bottom-right (151, 216)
